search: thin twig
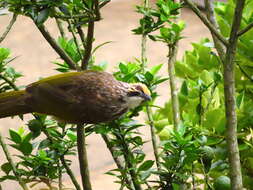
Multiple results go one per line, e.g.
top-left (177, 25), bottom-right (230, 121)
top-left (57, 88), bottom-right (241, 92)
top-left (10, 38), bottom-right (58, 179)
top-left (223, 0), bottom-right (245, 189)
top-left (140, 0), bottom-right (162, 177)
top-left (183, 0), bottom-right (228, 47)
top-left (58, 161), bottom-right (63, 190)
top-left (99, 0), bottom-right (111, 8)
top-left (77, 26), bottom-right (86, 50)
top-left (200, 158), bottom-right (212, 190)
top-left (0, 132), bottom-right (30, 190)
top-left (35, 23), bottom-right (80, 71)
top-left (237, 22), bottom-right (253, 37)
top-left (81, 21), bottom-right (95, 70)
top-left (77, 124), bottom-right (92, 190)
top-left (192, 164), bottom-right (196, 190)
top-left (146, 106), bottom-right (161, 171)
top-left (67, 20), bottom-right (83, 59)
top-left (101, 134), bottom-right (134, 188)
top-left (60, 156), bottom-right (82, 190)
top-left (42, 127), bottom-right (82, 190)
top-left (0, 14), bottom-right (17, 44)
top-left (55, 18), bottom-right (66, 39)
top-left (116, 131), bottom-right (142, 190)
top-left (53, 13), bottom-right (89, 19)
top-left (140, 0), bottom-right (149, 71)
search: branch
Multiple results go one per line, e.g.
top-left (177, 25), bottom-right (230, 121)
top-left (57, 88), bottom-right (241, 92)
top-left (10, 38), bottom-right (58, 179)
top-left (0, 14), bottom-right (17, 44)
top-left (237, 22), bottom-right (253, 37)
top-left (77, 124), bottom-right (92, 190)
top-left (115, 130), bottom-right (142, 190)
top-left (42, 126), bottom-right (82, 190)
top-left (99, 0), bottom-right (111, 8)
top-left (77, 26), bottom-right (86, 50)
top-left (223, 0), bottom-right (245, 189)
top-left (168, 44), bottom-right (181, 129)
top-left (183, 0), bottom-right (229, 47)
top-left (81, 21), bottom-right (94, 70)
top-left (60, 156), bottom-right (82, 190)
top-left (204, 0), bottom-right (225, 61)
top-left (101, 134), bottom-right (133, 188)
top-left (35, 23), bottom-right (80, 70)
top-left (0, 132), bottom-right (30, 190)
top-left (55, 18), bottom-right (66, 39)
top-left (94, 0), bottom-right (101, 20)
top-left (67, 20), bottom-right (83, 59)
top-left (146, 106), bottom-right (161, 171)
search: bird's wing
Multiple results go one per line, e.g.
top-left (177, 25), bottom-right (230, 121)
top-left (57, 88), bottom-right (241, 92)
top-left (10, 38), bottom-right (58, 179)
top-left (25, 72), bottom-right (84, 115)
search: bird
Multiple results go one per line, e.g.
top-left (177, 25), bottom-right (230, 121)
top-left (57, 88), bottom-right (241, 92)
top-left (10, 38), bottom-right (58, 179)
top-left (0, 70), bottom-right (151, 124)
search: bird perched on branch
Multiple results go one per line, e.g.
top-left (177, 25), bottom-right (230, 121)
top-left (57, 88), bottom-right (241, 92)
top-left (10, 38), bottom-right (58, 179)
top-left (0, 70), bottom-right (151, 124)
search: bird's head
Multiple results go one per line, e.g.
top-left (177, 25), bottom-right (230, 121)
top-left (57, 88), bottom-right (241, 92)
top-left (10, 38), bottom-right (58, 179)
top-left (125, 83), bottom-right (151, 109)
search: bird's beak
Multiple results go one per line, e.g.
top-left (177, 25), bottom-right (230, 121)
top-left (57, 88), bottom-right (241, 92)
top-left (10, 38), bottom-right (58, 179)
top-left (142, 93), bottom-right (152, 101)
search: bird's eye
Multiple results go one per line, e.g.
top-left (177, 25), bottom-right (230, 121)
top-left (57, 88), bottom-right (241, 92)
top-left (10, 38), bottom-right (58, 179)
top-left (128, 91), bottom-right (141, 97)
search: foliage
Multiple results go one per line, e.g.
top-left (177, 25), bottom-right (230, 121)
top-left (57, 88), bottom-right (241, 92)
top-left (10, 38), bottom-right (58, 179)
top-left (1, 0), bottom-right (253, 190)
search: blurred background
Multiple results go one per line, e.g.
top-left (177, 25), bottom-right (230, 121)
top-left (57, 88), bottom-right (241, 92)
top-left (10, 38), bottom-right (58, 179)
top-left (0, 0), bottom-right (211, 189)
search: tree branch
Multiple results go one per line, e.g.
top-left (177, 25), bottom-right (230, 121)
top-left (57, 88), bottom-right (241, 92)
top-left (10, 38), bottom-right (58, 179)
top-left (0, 132), bottom-right (30, 190)
top-left (115, 130), bottom-right (142, 190)
top-left (35, 24), bottom-right (80, 70)
top-left (101, 134), bottom-right (133, 188)
top-left (60, 156), bottom-right (82, 190)
top-left (168, 44), bottom-right (181, 129)
top-left (77, 26), bottom-right (86, 50)
top-left (81, 21), bottom-right (94, 70)
top-left (204, 0), bottom-right (225, 61)
top-left (94, 0), bottom-right (101, 20)
top-left (77, 124), bottom-right (92, 190)
top-left (41, 126), bottom-right (82, 190)
top-left (140, 0), bottom-right (162, 176)
top-left (183, 0), bottom-right (229, 47)
top-left (223, 0), bottom-right (245, 189)
top-left (99, 0), bottom-right (111, 8)
top-left (67, 20), bottom-right (83, 59)
top-left (237, 22), bottom-right (253, 37)
top-left (55, 18), bottom-right (66, 39)
top-left (0, 14), bottom-right (17, 44)
top-left (146, 106), bottom-right (161, 171)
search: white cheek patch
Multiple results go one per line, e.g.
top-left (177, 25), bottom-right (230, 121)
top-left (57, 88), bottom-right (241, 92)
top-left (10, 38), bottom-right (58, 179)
top-left (127, 96), bottom-right (143, 109)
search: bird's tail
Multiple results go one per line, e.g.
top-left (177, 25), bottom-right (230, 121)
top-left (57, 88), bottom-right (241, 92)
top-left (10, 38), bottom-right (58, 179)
top-left (0, 90), bottom-right (31, 119)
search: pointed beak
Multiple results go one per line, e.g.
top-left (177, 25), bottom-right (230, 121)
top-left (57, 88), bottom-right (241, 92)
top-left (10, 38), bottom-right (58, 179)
top-left (142, 93), bottom-right (152, 101)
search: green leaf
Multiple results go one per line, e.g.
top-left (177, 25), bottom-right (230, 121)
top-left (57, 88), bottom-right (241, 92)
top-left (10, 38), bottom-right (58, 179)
top-left (22, 133), bottom-right (33, 143)
top-left (119, 62), bottom-right (128, 74)
top-left (67, 129), bottom-right (77, 142)
top-left (38, 139), bottom-right (50, 149)
top-left (144, 71), bottom-right (154, 82)
top-left (180, 80), bottom-right (188, 96)
top-left (9, 129), bottom-right (22, 144)
top-left (177, 123), bottom-right (186, 136)
top-left (0, 48), bottom-right (10, 63)
top-left (38, 149), bottom-right (47, 158)
top-left (20, 142), bottom-right (33, 155)
top-left (36, 8), bottom-right (50, 25)
top-left (236, 91), bottom-right (244, 109)
top-left (138, 160), bottom-right (154, 172)
top-left (150, 64), bottom-right (163, 75)
top-left (1, 163), bottom-right (12, 175)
